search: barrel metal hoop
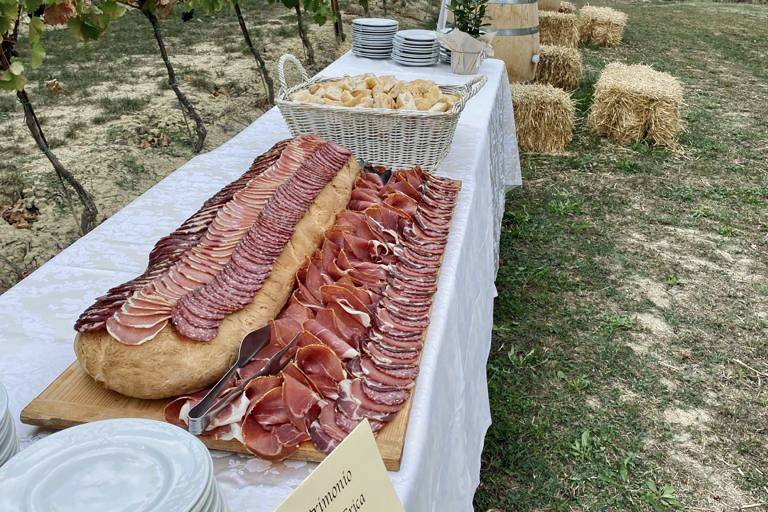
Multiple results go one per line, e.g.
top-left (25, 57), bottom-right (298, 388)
top-left (491, 26), bottom-right (540, 36)
top-left (487, 0), bottom-right (538, 4)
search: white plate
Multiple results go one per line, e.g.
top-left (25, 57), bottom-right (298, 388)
top-left (353, 42), bottom-right (393, 49)
top-left (0, 413), bottom-right (10, 437)
top-left (352, 48), bottom-right (393, 54)
top-left (393, 59), bottom-right (437, 67)
top-left (353, 25), bottom-right (397, 31)
top-left (393, 44), bottom-right (439, 53)
top-left (353, 37), bottom-right (394, 45)
top-left (394, 35), bottom-right (438, 45)
top-left (189, 476), bottom-right (216, 512)
top-left (352, 52), bottom-right (391, 60)
top-left (353, 35), bottom-right (395, 43)
top-left (0, 416), bottom-right (15, 452)
top-left (392, 46), bottom-right (438, 55)
top-left (391, 50), bottom-right (438, 60)
top-left (395, 29), bottom-right (437, 42)
top-left (0, 440), bottom-right (19, 466)
top-left (352, 45), bottom-right (392, 50)
top-left (392, 50), bottom-right (437, 59)
top-left (0, 419), bottom-right (213, 512)
top-left (0, 383), bottom-right (7, 418)
top-left (353, 31), bottom-right (395, 37)
top-left (353, 45), bottom-right (393, 53)
top-left (392, 53), bottom-right (437, 64)
top-left (353, 29), bottom-right (397, 36)
top-left (352, 17), bottom-right (398, 28)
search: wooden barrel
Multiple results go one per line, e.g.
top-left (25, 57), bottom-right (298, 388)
top-left (486, 0), bottom-right (540, 82)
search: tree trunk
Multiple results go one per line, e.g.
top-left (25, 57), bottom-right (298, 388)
top-left (382, 0), bottom-right (387, 15)
top-left (16, 89), bottom-right (98, 234)
top-left (294, 4), bottom-right (315, 66)
top-left (234, 2), bottom-right (275, 105)
top-left (143, 9), bottom-right (207, 152)
top-left (330, 0), bottom-right (344, 43)
top-left (362, 0), bottom-right (370, 17)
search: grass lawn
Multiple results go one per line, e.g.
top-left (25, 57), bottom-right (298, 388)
top-left (474, 1), bottom-right (768, 510)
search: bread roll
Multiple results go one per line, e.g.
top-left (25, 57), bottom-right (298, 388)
top-left (74, 157), bottom-right (360, 399)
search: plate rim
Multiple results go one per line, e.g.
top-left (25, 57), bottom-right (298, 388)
top-left (0, 418), bottom-right (213, 512)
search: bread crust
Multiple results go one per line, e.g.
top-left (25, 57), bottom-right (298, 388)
top-left (74, 157), bottom-right (360, 399)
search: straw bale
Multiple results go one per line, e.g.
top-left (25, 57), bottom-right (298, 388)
top-left (539, 11), bottom-right (580, 48)
top-left (588, 62), bottom-right (684, 147)
top-left (510, 83), bottom-right (575, 153)
top-left (535, 44), bottom-right (582, 90)
top-left (579, 6), bottom-right (627, 47)
top-left (559, 1), bottom-right (576, 13)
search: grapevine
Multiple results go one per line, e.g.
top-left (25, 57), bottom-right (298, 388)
top-left (1, 0), bottom-right (126, 233)
top-left (185, 0), bottom-right (274, 105)
top-left (268, 0), bottom-right (333, 67)
top-left (117, 0), bottom-right (207, 152)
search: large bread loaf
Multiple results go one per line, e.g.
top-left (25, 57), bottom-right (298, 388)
top-left (74, 156), bottom-right (360, 399)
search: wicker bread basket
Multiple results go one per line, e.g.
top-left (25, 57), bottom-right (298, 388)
top-left (276, 54), bottom-right (487, 170)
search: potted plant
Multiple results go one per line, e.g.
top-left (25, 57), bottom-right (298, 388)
top-left (442, 0), bottom-right (491, 74)
top-left (449, 0), bottom-right (488, 38)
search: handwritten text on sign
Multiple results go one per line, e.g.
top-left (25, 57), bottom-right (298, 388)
top-left (275, 419), bottom-right (405, 512)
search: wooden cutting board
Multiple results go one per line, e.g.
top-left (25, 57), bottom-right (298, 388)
top-left (21, 363), bottom-right (412, 470)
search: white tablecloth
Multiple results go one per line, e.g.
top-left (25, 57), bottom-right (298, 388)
top-left (0, 53), bottom-right (520, 511)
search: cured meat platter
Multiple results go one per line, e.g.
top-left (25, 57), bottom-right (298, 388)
top-left (22, 135), bottom-right (461, 471)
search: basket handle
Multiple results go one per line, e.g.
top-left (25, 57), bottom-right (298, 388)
top-left (452, 75), bottom-right (488, 113)
top-left (278, 54), bottom-right (310, 95)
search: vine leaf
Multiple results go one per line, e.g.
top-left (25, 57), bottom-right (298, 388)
top-left (29, 17), bottom-right (46, 67)
top-left (9, 60), bottom-right (24, 75)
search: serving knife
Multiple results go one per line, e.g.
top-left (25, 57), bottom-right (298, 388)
top-left (186, 325), bottom-right (299, 436)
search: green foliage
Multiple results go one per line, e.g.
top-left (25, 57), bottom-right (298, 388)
top-left (448, 0), bottom-right (487, 37)
top-left (1, 0), bottom-right (125, 91)
top-left (642, 481), bottom-right (683, 511)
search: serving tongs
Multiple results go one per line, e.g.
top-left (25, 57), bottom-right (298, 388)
top-left (187, 325), bottom-right (299, 436)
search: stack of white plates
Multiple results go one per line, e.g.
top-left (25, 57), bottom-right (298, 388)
top-left (392, 29), bottom-right (439, 67)
top-left (0, 383), bottom-right (19, 467)
top-left (0, 419), bottom-right (228, 512)
top-left (439, 44), bottom-right (452, 64)
top-left (352, 18), bottom-right (398, 59)
top-left (438, 28), bottom-right (452, 64)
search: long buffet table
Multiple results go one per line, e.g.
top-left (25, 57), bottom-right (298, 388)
top-left (0, 53), bottom-right (520, 510)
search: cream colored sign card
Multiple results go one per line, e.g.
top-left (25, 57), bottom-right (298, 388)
top-left (275, 419), bottom-right (405, 512)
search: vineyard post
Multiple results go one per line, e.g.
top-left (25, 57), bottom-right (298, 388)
top-left (134, 2), bottom-right (207, 152)
top-left (233, 2), bottom-right (275, 104)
